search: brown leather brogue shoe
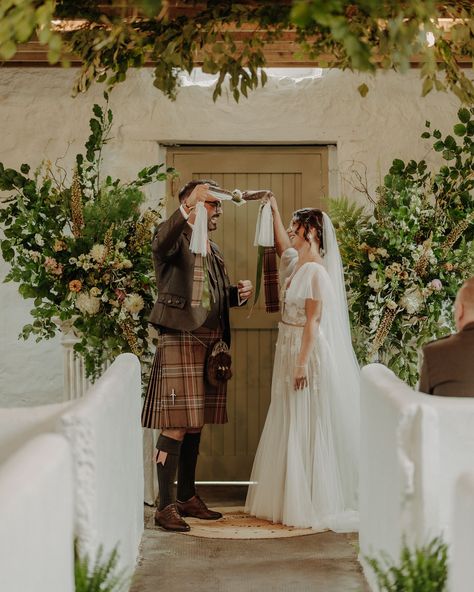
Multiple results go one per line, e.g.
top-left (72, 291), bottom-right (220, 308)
top-left (154, 503), bottom-right (190, 532)
top-left (176, 494), bottom-right (223, 520)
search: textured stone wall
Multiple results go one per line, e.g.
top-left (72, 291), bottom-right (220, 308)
top-left (0, 67), bottom-right (465, 406)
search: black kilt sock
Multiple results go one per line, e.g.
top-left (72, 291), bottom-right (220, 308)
top-left (156, 434), bottom-right (182, 511)
top-left (177, 432), bottom-right (202, 502)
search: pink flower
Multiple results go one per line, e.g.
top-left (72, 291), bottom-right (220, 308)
top-left (44, 256), bottom-right (63, 276)
top-left (431, 279), bottom-right (442, 291)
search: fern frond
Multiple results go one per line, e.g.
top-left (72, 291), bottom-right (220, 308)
top-left (328, 196), bottom-right (370, 228)
top-left (74, 542), bottom-right (128, 592)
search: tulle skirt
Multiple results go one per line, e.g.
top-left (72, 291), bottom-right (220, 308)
top-left (245, 322), bottom-right (358, 532)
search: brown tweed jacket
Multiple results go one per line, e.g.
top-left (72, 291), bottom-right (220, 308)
top-left (148, 207), bottom-right (241, 344)
top-left (419, 322), bottom-right (474, 397)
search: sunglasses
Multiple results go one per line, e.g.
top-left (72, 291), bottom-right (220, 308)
top-left (204, 200), bottom-right (223, 211)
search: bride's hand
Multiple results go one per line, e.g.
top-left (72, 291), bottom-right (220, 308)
top-left (261, 192), bottom-right (278, 212)
top-left (293, 364), bottom-right (308, 390)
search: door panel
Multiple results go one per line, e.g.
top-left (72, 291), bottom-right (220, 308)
top-left (166, 146), bottom-right (328, 480)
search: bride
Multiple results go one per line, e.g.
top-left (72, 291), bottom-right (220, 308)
top-left (245, 196), bottom-right (360, 532)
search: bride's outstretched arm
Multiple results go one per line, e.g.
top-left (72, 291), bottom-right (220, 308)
top-left (264, 194), bottom-right (291, 257)
top-left (293, 298), bottom-right (321, 390)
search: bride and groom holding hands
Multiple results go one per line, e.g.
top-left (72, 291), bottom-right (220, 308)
top-left (141, 179), bottom-right (360, 533)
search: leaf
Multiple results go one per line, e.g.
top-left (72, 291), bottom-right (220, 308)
top-left (421, 132), bottom-right (431, 139)
top-left (444, 135), bottom-right (457, 150)
top-left (442, 149), bottom-right (456, 161)
top-left (454, 124), bottom-right (466, 136)
top-left (254, 245), bottom-right (265, 304)
top-left (0, 41), bottom-right (18, 61)
top-left (433, 140), bottom-right (444, 152)
top-left (358, 83), bottom-right (369, 97)
top-left (422, 77), bottom-right (433, 96)
top-left (458, 107), bottom-right (470, 123)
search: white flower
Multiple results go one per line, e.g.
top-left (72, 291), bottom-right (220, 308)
top-left (75, 292), bottom-right (101, 315)
top-left (123, 293), bottom-right (144, 314)
top-left (400, 287), bottom-right (423, 315)
top-left (90, 287), bottom-right (101, 297)
top-left (101, 294), bottom-right (109, 303)
top-left (368, 271), bottom-right (383, 291)
top-left (34, 233), bottom-right (44, 247)
top-left (122, 259), bottom-right (133, 269)
top-left (90, 244), bottom-right (107, 262)
top-left (29, 251), bottom-right (41, 262)
top-left (118, 241), bottom-right (126, 249)
top-left (386, 300), bottom-right (398, 310)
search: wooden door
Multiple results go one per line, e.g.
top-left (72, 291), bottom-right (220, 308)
top-left (166, 146), bottom-right (328, 480)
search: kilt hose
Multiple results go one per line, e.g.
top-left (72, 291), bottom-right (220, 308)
top-left (141, 327), bottom-right (228, 429)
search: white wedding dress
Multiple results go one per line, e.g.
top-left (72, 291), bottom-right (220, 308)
top-left (245, 234), bottom-right (360, 532)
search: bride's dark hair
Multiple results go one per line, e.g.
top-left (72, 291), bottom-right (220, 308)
top-left (292, 208), bottom-right (324, 251)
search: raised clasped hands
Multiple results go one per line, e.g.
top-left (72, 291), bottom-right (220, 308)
top-left (261, 191), bottom-right (278, 212)
top-left (186, 183), bottom-right (220, 208)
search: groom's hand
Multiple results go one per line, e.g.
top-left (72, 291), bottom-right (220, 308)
top-left (237, 279), bottom-right (253, 304)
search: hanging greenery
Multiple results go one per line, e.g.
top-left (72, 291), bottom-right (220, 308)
top-left (1, 1), bottom-right (474, 103)
top-left (0, 95), bottom-right (175, 379)
top-left (330, 106), bottom-right (474, 385)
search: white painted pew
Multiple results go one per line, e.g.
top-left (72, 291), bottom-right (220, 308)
top-left (0, 353), bottom-right (143, 578)
top-left (450, 472), bottom-right (474, 592)
top-left (359, 363), bottom-right (474, 590)
top-left (0, 434), bottom-right (74, 592)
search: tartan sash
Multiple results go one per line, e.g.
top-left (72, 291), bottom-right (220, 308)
top-left (263, 247), bottom-right (280, 313)
top-left (191, 254), bottom-right (205, 307)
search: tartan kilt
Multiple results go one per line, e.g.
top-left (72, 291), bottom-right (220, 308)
top-left (141, 328), bottom-right (228, 429)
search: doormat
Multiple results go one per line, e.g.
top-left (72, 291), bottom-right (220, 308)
top-left (147, 506), bottom-right (322, 539)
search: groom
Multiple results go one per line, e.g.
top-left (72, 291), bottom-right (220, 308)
top-left (142, 179), bottom-right (253, 531)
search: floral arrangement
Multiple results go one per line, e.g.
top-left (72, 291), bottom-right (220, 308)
top-left (0, 95), bottom-right (174, 379)
top-left (330, 108), bottom-right (474, 385)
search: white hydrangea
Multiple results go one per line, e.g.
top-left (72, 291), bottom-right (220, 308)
top-left (90, 244), bottom-right (107, 262)
top-left (400, 286), bottom-right (424, 314)
top-left (123, 293), bottom-right (144, 314)
top-left (368, 271), bottom-right (383, 291)
top-left (75, 292), bottom-right (101, 315)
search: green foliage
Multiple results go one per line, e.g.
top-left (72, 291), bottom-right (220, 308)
top-left (3, 1), bottom-right (474, 103)
top-left (330, 107), bottom-right (474, 385)
top-left (0, 98), bottom-right (175, 380)
top-left (75, 544), bottom-right (127, 592)
top-left (366, 537), bottom-right (448, 592)
top-left (0, 0), bottom-right (61, 62)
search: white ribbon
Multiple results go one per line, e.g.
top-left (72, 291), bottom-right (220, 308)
top-left (189, 201), bottom-right (208, 256)
top-left (253, 201), bottom-right (274, 247)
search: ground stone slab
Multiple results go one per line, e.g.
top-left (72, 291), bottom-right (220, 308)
top-left (132, 504), bottom-right (369, 592)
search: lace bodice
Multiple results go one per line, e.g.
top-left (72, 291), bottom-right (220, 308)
top-left (280, 248), bottom-right (324, 326)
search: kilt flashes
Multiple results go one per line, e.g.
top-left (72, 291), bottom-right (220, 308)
top-left (141, 328), bottom-right (228, 429)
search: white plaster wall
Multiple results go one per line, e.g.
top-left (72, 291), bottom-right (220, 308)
top-left (0, 67), bottom-right (466, 405)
